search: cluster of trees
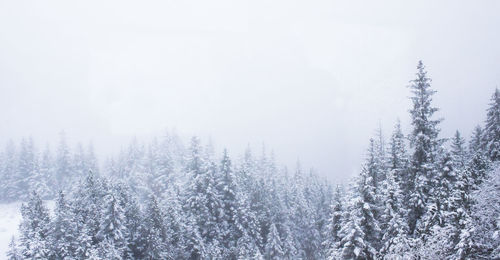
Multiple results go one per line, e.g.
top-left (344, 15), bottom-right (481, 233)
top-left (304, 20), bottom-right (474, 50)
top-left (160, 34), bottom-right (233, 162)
top-left (4, 61), bottom-right (500, 259)
top-left (0, 133), bottom-right (99, 201)
top-left (7, 136), bottom-right (333, 259)
top-left (326, 62), bottom-right (500, 259)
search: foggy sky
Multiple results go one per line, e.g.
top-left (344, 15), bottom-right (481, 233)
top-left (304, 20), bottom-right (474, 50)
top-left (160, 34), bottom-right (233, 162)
top-left (1, 0), bottom-right (499, 183)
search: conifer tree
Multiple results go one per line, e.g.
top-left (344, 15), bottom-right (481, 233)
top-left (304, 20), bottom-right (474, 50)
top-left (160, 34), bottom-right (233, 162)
top-left (19, 191), bottom-right (51, 259)
top-left (407, 61), bottom-right (443, 235)
top-left (7, 237), bottom-right (21, 260)
top-left (483, 88), bottom-right (500, 162)
top-left (51, 191), bottom-right (77, 259)
top-left (469, 126), bottom-right (485, 156)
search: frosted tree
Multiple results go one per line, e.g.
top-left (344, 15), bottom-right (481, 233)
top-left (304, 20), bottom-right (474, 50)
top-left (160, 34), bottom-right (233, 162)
top-left (72, 143), bottom-right (87, 183)
top-left (324, 185), bottom-right (344, 257)
top-left (148, 137), bottom-right (174, 196)
top-left (55, 132), bottom-right (71, 191)
top-left (1, 140), bottom-right (17, 201)
top-left (183, 136), bottom-right (221, 259)
top-left (469, 125), bottom-right (485, 156)
top-left (469, 165), bottom-right (500, 259)
top-left (264, 223), bottom-right (284, 259)
top-left (142, 195), bottom-right (168, 259)
top-left (7, 237), bottom-right (21, 260)
top-left (86, 142), bottom-right (99, 176)
top-left (30, 144), bottom-right (52, 199)
top-left (451, 131), bottom-right (467, 169)
top-left (97, 192), bottom-right (128, 258)
top-left (483, 88), bottom-right (500, 161)
top-left (18, 191), bottom-right (51, 259)
top-left (333, 186), bottom-right (370, 260)
top-left (407, 61), bottom-right (443, 235)
top-left (51, 191), bottom-right (77, 259)
top-left (17, 137), bottom-right (37, 200)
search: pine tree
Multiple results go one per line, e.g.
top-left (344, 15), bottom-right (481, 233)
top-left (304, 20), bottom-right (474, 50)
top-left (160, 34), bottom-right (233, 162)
top-left (35, 144), bottom-right (54, 199)
top-left (407, 61), bottom-right (443, 235)
top-left (483, 88), bottom-right (500, 161)
top-left (17, 137), bottom-right (37, 200)
top-left (51, 191), bottom-right (77, 259)
top-left (55, 132), bottom-right (72, 191)
top-left (333, 186), bottom-right (370, 260)
top-left (469, 125), bottom-right (485, 156)
top-left (1, 140), bottom-right (17, 201)
top-left (7, 237), bottom-right (21, 260)
top-left (451, 131), bottom-right (467, 169)
top-left (264, 223), bottom-right (284, 259)
top-left (325, 185), bottom-right (344, 257)
top-left (97, 192), bottom-right (128, 258)
top-left (143, 195), bottom-right (168, 259)
top-left (18, 191), bottom-right (51, 259)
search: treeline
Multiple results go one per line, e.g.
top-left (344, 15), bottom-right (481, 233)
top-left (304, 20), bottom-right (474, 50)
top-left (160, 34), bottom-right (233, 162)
top-left (0, 133), bottom-right (99, 201)
top-left (325, 62), bottom-right (500, 259)
top-left (4, 61), bottom-right (500, 259)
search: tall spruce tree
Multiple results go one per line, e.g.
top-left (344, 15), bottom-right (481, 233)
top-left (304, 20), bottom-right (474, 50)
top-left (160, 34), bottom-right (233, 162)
top-left (483, 88), bottom-right (500, 161)
top-left (407, 61), bottom-right (443, 235)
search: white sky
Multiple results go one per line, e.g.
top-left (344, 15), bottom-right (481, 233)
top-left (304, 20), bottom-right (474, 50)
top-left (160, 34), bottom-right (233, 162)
top-left (0, 0), bottom-right (499, 182)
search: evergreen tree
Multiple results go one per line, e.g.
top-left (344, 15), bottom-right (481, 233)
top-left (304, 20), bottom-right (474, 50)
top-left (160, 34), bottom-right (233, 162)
top-left (51, 191), bottom-right (77, 259)
top-left (469, 125), bottom-right (485, 156)
top-left (55, 132), bottom-right (72, 191)
top-left (7, 237), bottom-right (21, 260)
top-left (407, 61), bottom-right (443, 235)
top-left (325, 185), bottom-right (344, 257)
top-left (18, 191), bottom-right (51, 259)
top-left (483, 88), bottom-right (500, 161)
top-left (97, 192), bottom-right (128, 258)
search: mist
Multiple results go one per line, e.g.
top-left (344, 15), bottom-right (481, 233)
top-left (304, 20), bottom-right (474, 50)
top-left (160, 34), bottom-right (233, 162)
top-left (1, 0), bottom-right (499, 182)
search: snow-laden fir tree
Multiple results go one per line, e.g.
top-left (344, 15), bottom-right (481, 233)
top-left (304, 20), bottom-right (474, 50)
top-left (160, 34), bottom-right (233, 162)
top-left (55, 132), bottom-right (71, 191)
top-left (50, 191), bottom-right (78, 259)
top-left (96, 191), bottom-right (128, 258)
top-left (407, 60), bottom-right (443, 236)
top-left (324, 185), bottom-right (344, 257)
top-left (469, 125), bottom-right (485, 156)
top-left (19, 191), bottom-right (51, 259)
top-left (483, 88), bottom-right (500, 162)
top-left (7, 237), bottom-right (21, 260)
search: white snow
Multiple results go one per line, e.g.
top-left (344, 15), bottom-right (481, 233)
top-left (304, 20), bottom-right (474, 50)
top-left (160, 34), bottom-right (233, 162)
top-left (0, 202), bottom-right (22, 259)
top-left (0, 200), bottom-right (55, 259)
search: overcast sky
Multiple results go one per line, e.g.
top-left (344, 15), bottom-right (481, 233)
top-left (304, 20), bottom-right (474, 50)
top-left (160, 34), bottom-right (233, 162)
top-left (0, 0), bottom-right (499, 183)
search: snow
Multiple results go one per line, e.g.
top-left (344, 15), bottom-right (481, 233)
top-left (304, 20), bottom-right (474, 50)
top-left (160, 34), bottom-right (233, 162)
top-left (0, 202), bottom-right (22, 258)
top-left (0, 200), bottom-right (55, 258)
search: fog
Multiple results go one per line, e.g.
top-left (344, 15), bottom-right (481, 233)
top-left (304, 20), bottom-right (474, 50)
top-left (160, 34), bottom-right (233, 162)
top-left (0, 0), bottom-right (499, 182)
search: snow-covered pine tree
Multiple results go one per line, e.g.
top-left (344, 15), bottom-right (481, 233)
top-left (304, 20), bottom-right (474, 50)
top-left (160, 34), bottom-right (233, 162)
top-left (18, 191), bottom-right (51, 259)
top-left (1, 140), bottom-right (17, 201)
top-left (407, 61), bottom-right (443, 236)
top-left (469, 125), bottom-right (485, 156)
top-left (30, 144), bottom-right (52, 200)
top-left (216, 148), bottom-right (241, 258)
top-left (142, 195), bottom-right (168, 259)
top-left (469, 164), bottom-right (500, 259)
top-left (183, 136), bottom-right (221, 259)
top-left (324, 185), bottom-right (344, 257)
top-left (333, 185), bottom-right (370, 260)
top-left (451, 130), bottom-right (467, 169)
top-left (55, 132), bottom-right (72, 191)
top-left (17, 137), bottom-right (37, 200)
top-left (7, 237), bottom-right (21, 260)
top-left (96, 191), bottom-right (128, 258)
top-left (483, 88), bottom-right (500, 162)
top-left (264, 223), bottom-right (284, 260)
top-left (51, 191), bottom-right (77, 259)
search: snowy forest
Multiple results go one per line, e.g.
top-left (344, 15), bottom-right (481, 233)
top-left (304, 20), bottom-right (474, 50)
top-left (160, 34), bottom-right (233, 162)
top-left (1, 61), bottom-right (499, 259)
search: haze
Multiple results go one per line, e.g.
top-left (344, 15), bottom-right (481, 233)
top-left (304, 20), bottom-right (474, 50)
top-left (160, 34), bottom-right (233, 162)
top-left (1, 0), bottom-right (499, 182)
